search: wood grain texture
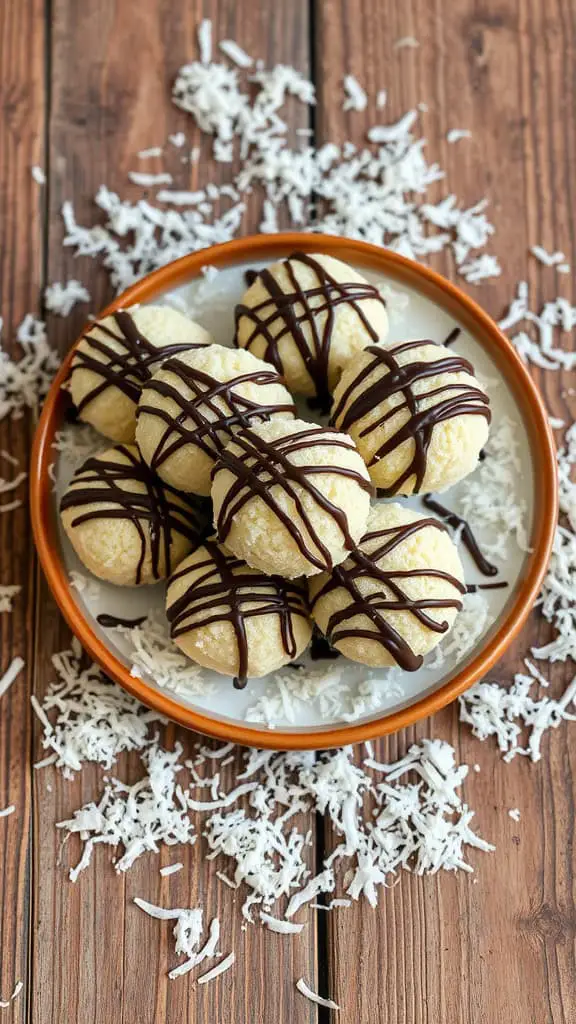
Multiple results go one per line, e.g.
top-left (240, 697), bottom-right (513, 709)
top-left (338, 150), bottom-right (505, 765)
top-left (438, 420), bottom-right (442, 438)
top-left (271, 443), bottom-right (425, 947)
top-left (315, 0), bottom-right (576, 1020)
top-left (0, 0), bottom-right (573, 1022)
top-left (31, 2), bottom-right (316, 1024)
top-left (0, 0), bottom-right (46, 1020)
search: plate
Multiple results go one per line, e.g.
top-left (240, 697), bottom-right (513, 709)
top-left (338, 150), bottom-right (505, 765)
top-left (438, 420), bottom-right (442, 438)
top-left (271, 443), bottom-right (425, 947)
top-left (30, 234), bottom-right (558, 749)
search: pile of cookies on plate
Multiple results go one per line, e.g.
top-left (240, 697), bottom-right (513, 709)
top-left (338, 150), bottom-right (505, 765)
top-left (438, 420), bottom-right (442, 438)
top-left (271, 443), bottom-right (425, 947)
top-left (60, 252), bottom-right (490, 688)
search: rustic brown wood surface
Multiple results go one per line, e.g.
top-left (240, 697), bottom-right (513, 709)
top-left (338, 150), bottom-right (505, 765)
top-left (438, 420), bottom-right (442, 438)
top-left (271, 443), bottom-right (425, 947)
top-left (0, 0), bottom-right (574, 1022)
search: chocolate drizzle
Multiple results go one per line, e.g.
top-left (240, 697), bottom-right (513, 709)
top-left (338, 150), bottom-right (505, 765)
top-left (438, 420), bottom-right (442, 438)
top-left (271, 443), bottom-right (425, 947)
top-left (244, 269), bottom-right (259, 287)
top-left (311, 517), bottom-right (465, 671)
top-left (466, 581), bottom-right (508, 593)
top-left (213, 425), bottom-right (373, 572)
top-left (71, 310), bottom-right (205, 415)
top-left (443, 327), bottom-right (461, 347)
top-left (331, 341), bottom-right (491, 495)
top-left (97, 613), bottom-right (147, 628)
top-left (310, 628), bottom-right (341, 661)
top-left (235, 251), bottom-right (386, 404)
top-left (166, 540), bottom-right (310, 688)
top-left (422, 495), bottom-right (498, 577)
top-left (137, 359), bottom-right (296, 473)
top-left (60, 445), bottom-right (206, 584)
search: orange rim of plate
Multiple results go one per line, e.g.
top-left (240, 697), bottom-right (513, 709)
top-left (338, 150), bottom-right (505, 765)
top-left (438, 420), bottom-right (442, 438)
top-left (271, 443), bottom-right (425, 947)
top-left (30, 233), bottom-right (558, 750)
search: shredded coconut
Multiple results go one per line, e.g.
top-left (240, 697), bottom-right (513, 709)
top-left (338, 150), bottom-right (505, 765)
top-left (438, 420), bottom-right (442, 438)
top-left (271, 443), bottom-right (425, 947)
top-left (260, 912), bottom-right (305, 934)
top-left (0, 657), bottom-right (25, 699)
top-left (460, 664), bottom-right (576, 763)
top-left (0, 585), bottom-right (21, 614)
top-left (456, 416), bottom-right (528, 561)
top-left (69, 571), bottom-right (103, 604)
top-left (0, 804), bottom-right (16, 818)
top-left (119, 610), bottom-right (212, 697)
top-left (59, 741), bottom-right (196, 876)
top-left (160, 862), bottom-right (183, 877)
top-left (0, 314), bottom-right (59, 422)
top-left (499, 281), bottom-right (576, 371)
top-left (32, 638), bottom-right (162, 777)
top-left (52, 422), bottom-right (105, 474)
top-left (0, 979), bottom-right (23, 1009)
top-left (245, 663), bottom-right (403, 727)
top-left (508, 808), bottom-right (521, 821)
top-left (530, 245), bottom-right (566, 267)
top-left (459, 253), bottom-right (501, 283)
top-left (531, 423), bottom-right (576, 662)
top-left (219, 39), bottom-right (253, 68)
top-left (44, 280), bottom-right (90, 317)
top-left (138, 146), bottom-right (163, 159)
top-left (343, 74), bottom-right (367, 112)
top-left (394, 36), bottom-right (419, 49)
top-left (447, 129), bottom-right (472, 144)
top-left (134, 898), bottom-right (221, 979)
top-left (55, 37), bottom-right (492, 294)
top-left (197, 18), bottom-right (212, 64)
top-left (296, 978), bottom-right (340, 1011)
top-left (197, 952), bottom-right (235, 984)
top-left (128, 171), bottom-right (174, 187)
top-left (31, 165), bottom-right (46, 185)
top-left (426, 591), bottom-right (492, 670)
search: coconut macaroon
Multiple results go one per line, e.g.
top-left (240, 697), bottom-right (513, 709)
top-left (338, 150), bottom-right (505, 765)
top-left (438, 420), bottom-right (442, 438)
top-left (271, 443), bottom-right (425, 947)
top-left (331, 340), bottom-right (490, 495)
top-left (166, 539), bottom-right (312, 686)
top-left (234, 252), bottom-right (388, 403)
top-left (60, 444), bottom-right (208, 586)
top-left (309, 503), bottom-right (465, 669)
top-left (135, 344), bottom-right (296, 496)
top-left (211, 418), bottom-right (373, 579)
top-left (68, 305), bottom-right (212, 444)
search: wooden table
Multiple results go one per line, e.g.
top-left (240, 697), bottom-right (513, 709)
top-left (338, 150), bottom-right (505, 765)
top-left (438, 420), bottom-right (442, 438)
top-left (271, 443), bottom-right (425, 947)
top-left (1, 1), bottom-right (575, 1021)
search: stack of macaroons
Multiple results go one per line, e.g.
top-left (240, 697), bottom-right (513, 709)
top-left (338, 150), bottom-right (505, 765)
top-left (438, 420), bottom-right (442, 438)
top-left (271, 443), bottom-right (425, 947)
top-left (60, 251), bottom-right (490, 690)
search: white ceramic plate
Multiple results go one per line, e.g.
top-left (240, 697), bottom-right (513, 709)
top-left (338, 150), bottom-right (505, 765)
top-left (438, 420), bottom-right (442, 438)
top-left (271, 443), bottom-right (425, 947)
top-left (48, 249), bottom-right (539, 736)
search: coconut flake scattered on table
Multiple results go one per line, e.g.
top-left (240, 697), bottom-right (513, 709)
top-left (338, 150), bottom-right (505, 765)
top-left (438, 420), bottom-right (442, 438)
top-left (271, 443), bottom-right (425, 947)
top-left (0, 980), bottom-right (23, 1009)
top-left (296, 978), bottom-right (340, 1011)
top-left (47, 717), bottom-right (494, 915)
top-left (0, 585), bottom-right (21, 614)
top-left (447, 129), bottom-right (472, 144)
top-left (44, 280), bottom-right (91, 317)
top-left (499, 281), bottom-right (576, 371)
top-left (343, 74), bottom-right (368, 112)
top-left (134, 898), bottom-right (222, 980)
top-left (0, 657), bottom-right (25, 699)
top-left (31, 165), bottom-right (46, 185)
top-left (0, 314), bottom-right (59, 422)
top-left (54, 26), bottom-right (500, 295)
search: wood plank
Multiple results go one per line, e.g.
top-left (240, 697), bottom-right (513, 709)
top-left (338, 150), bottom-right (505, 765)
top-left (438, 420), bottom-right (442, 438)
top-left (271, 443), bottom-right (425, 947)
top-left (32, 2), bottom-right (316, 1023)
top-left (0, 0), bottom-right (47, 1020)
top-left (314, 0), bottom-right (576, 1020)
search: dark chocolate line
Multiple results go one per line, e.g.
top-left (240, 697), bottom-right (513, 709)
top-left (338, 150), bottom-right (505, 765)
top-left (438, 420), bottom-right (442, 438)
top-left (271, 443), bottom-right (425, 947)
top-left (235, 251), bottom-right (386, 404)
top-left (96, 613), bottom-right (148, 628)
top-left (213, 425), bottom-right (373, 572)
top-left (422, 494), bottom-right (498, 577)
top-left (71, 310), bottom-right (206, 415)
top-left (311, 517), bottom-right (465, 671)
top-left (331, 341), bottom-right (490, 495)
top-left (443, 327), bottom-right (461, 347)
top-left (60, 445), bottom-right (205, 584)
top-left (137, 359), bottom-right (296, 473)
top-left (166, 540), bottom-right (310, 689)
top-left (466, 581), bottom-right (508, 593)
